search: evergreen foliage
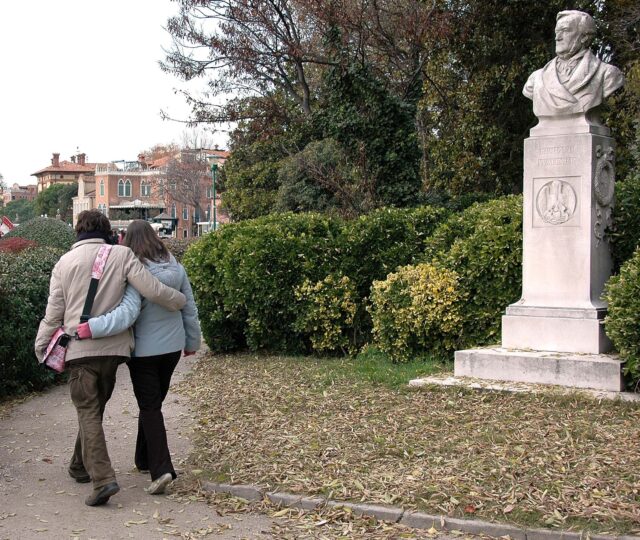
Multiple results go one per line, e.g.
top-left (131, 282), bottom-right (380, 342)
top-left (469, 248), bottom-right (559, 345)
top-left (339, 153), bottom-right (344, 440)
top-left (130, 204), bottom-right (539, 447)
top-left (35, 183), bottom-right (78, 223)
top-left (369, 263), bottom-right (463, 362)
top-left (316, 64), bottom-right (422, 208)
top-left (3, 198), bottom-right (36, 224)
top-left (3, 217), bottom-right (75, 251)
top-left (609, 122), bottom-right (640, 271)
top-left (423, 196), bottom-right (523, 348)
top-left (275, 139), bottom-right (353, 215)
top-left (0, 247), bottom-right (64, 397)
top-left (294, 274), bottom-right (358, 355)
top-left (183, 213), bottom-right (342, 352)
top-left (605, 248), bottom-right (640, 386)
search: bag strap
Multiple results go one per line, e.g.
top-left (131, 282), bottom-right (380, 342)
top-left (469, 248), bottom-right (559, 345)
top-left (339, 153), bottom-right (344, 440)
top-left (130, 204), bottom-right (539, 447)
top-left (79, 244), bottom-right (113, 323)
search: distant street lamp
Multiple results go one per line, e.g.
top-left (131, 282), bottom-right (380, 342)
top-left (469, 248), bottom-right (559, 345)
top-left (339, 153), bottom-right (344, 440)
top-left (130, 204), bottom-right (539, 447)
top-left (210, 162), bottom-right (219, 232)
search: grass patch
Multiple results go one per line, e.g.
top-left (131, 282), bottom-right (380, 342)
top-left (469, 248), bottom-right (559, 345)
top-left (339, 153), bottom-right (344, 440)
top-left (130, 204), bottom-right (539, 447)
top-left (347, 346), bottom-right (448, 387)
top-left (178, 353), bottom-right (640, 535)
top-left (262, 346), bottom-right (448, 390)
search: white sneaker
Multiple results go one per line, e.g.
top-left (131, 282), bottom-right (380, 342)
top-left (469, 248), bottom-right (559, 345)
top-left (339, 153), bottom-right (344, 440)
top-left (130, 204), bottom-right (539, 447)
top-left (146, 473), bottom-right (173, 495)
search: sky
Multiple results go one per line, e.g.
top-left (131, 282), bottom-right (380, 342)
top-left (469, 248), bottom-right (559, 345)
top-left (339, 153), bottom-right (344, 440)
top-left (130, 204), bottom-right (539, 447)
top-left (0, 0), bottom-right (228, 185)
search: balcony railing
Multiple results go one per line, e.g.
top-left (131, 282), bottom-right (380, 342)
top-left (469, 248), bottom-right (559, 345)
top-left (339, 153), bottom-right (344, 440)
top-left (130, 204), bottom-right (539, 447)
top-left (95, 163), bottom-right (167, 176)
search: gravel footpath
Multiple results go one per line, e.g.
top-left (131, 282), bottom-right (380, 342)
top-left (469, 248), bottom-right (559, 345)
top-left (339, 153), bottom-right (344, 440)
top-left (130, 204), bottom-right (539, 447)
top-left (0, 353), bottom-right (274, 540)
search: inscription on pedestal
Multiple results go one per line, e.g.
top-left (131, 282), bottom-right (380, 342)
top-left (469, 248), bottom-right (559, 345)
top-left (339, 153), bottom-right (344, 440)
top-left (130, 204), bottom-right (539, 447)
top-left (533, 142), bottom-right (579, 169)
top-left (533, 176), bottom-right (580, 227)
top-left (536, 144), bottom-right (577, 167)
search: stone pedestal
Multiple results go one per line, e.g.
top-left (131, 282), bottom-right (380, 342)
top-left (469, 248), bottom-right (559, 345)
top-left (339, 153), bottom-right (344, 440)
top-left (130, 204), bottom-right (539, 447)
top-left (453, 116), bottom-right (621, 391)
top-left (502, 117), bottom-right (615, 355)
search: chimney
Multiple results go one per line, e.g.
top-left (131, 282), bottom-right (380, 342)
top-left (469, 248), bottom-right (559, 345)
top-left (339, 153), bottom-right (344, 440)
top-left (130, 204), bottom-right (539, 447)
top-left (138, 153), bottom-right (146, 164)
top-left (71, 155), bottom-right (76, 163)
top-left (52, 153), bottom-right (60, 167)
top-left (78, 153), bottom-right (86, 166)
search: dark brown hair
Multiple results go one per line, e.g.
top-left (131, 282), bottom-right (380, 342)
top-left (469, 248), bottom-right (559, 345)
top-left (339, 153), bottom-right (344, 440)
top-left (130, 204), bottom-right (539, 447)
top-left (75, 210), bottom-right (112, 235)
top-left (122, 220), bottom-right (170, 263)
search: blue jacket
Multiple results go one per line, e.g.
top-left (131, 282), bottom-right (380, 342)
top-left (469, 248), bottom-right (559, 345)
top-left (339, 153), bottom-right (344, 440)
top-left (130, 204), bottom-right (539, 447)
top-left (88, 255), bottom-right (201, 357)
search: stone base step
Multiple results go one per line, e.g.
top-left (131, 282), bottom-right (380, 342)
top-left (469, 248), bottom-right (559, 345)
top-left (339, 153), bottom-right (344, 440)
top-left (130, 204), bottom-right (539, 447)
top-left (454, 347), bottom-right (624, 392)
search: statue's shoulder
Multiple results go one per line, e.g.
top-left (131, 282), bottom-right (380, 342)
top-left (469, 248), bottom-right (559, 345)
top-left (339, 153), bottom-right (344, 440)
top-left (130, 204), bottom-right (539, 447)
top-left (523, 66), bottom-right (545, 99)
top-left (599, 58), bottom-right (625, 97)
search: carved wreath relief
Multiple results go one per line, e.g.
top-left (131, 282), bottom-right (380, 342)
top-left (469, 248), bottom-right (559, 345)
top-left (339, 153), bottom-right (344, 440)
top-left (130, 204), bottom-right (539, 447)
top-left (536, 179), bottom-right (577, 225)
top-left (593, 144), bottom-right (615, 246)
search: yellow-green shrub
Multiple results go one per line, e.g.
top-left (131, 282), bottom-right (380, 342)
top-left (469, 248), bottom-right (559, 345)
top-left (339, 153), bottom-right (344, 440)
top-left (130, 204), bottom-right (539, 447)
top-left (369, 263), bottom-right (463, 362)
top-left (294, 274), bottom-right (358, 355)
top-left (423, 195), bottom-right (522, 348)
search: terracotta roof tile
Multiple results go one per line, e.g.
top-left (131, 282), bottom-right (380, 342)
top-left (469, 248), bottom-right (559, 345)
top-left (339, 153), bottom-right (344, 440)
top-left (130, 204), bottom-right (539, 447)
top-left (32, 161), bottom-right (96, 176)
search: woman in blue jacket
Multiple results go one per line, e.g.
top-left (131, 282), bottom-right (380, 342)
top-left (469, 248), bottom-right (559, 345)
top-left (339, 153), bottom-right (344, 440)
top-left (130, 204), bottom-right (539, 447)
top-left (77, 220), bottom-right (201, 495)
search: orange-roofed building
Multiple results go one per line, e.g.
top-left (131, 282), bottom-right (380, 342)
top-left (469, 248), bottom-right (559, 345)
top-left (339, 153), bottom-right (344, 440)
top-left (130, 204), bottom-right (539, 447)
top-left (32, 152), bottom-right (96, 193)
top-left (81, 147), bottom-right (230, 237)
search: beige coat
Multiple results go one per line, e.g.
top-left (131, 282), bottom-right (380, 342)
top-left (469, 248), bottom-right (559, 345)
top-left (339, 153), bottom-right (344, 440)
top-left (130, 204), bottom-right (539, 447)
top-left (35, 239), bottom-right (187, 362)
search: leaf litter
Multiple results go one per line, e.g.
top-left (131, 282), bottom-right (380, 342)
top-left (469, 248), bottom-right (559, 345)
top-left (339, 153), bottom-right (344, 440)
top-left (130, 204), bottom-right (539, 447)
top-left (175, 354), bottom-right (640, 536)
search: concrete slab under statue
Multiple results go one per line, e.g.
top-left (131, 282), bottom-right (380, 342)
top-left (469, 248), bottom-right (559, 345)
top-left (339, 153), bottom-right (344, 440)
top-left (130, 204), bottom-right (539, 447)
top-left (454, 10), bottom-right (626, 392)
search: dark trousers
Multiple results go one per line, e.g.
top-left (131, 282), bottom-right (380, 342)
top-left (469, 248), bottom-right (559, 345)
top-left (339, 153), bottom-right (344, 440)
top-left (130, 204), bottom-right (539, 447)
top-left (127, 351), bottom-right (181, 481)
top-left (68, 356), bottom-right (123, 489)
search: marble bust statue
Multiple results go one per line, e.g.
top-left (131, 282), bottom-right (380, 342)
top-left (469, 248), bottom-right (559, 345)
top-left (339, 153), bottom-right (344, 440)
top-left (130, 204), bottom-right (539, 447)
top-left (523, 10), bottom-right (624, 118)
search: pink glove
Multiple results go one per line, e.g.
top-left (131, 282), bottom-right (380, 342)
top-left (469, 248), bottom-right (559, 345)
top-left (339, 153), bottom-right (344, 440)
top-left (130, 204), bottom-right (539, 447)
top-left (76, 322), bottom-right (92, 340)
top-left (183, 350), bottom-right (196, 357)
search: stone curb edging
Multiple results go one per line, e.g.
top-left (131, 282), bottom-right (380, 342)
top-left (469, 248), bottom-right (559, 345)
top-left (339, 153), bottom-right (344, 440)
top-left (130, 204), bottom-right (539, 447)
top-left (202, 481), bottom-right (639, 540)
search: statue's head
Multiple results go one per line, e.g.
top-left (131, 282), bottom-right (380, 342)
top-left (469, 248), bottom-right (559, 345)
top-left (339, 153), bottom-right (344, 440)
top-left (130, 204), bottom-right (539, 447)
top-left (555, 10), bottom-right (596, 59)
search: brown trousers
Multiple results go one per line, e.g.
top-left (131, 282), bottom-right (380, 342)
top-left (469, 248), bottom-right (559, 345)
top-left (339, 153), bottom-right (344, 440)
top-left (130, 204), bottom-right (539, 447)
top-left (67, 356), bottom-right (123, 489)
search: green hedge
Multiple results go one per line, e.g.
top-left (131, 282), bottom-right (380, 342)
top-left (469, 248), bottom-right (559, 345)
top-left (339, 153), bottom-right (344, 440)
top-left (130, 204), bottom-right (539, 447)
top-left (184, 207), bottom-right (448, 354)
top-left (604, 248), bottom-right (640, 386)
top-left (336, 206), bottom-right (450, 346)
top-left (610, 174), bottom-right (640, 272)
top-left (3, 217), bottom-right (75, 251)
top-left (338, 206), bottom-right (449, 298)
top-left (183, 198), bottom-right (525, 358)
top-left (0, 247), bottom-right (64, 398)
top-left (184, 213), bottom-right (342, 352)
top-left (423, 195), bottom-right (523, 348)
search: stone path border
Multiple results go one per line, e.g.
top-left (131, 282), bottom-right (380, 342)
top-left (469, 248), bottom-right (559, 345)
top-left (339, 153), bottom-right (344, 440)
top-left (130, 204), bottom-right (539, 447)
top-left (203, 481), bottom-right (640, 540)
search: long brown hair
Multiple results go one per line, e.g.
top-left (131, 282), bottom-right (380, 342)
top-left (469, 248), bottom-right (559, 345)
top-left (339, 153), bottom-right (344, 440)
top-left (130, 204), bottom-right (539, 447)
top-left (123, 220), bottom-right (170, 263)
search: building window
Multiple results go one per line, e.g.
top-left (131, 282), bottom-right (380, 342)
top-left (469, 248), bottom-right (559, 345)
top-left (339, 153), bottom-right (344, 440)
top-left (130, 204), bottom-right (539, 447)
top-left (141, 182), bottom-right (151, 197)
top-left (205, 207), bottom-right (210, 221)
top-left (183, 229), bottom-right (188, 238)
top-left (98, 203), bottom-right (107, 215)
top-left (206, 186), bottom-right (213, 199)
top-left (99, 180), bottom-right (105, 196)
top-left (182, 206), bottom-right (188, 220)
top-left (171, 203), bottom-right (176, 218)
top-left (118, 179), bottom-right (131, 197)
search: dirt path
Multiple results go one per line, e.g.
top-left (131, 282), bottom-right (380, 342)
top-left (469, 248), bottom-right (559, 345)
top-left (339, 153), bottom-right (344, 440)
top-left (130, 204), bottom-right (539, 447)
top-left (0, 354), bottom-right (274, 540)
